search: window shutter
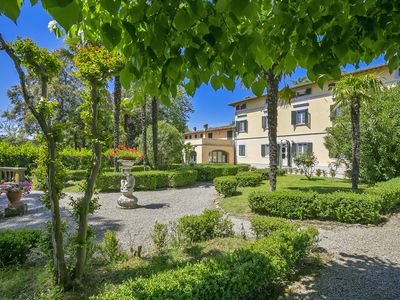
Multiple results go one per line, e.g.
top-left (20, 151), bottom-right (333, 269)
top-left (307, 143), bottom-right (313, 154)
top-left (244, 120), bottom-right (248, 132)
top-left (291, 111), bottom-right (296, 125)
top-left (262, 116), bottom-right (267, 129)
top-left (261, 145), bottom-right (265, 157)
top-left (292, 142), bottom-right (297, 157)
top-left (305, 88), bottom-right (312, 95)
top-left (304, 109), bottom-right (309, 124)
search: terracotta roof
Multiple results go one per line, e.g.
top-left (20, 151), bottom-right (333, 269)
top-left (184, 124), bottom-right (235, 134)
top-left (228, 63), bottom-right (389, 106)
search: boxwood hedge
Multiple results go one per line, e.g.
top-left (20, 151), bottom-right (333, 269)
top-left (214, 176), bottom-right (238, 197)
top-left (95, 225), bottom-right (317, 300)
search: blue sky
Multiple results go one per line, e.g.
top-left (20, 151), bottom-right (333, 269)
top-left (0, 2), bottom-right (385, 130)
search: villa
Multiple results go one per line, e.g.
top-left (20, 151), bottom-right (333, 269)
top-left (185, 64), bottom-right (399, 169)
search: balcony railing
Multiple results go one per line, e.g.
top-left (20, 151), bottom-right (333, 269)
top-left (0, 167), bottom-right (27, 182)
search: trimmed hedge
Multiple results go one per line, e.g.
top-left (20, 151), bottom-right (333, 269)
top-left (253, 168), bottom-right (287, 180)
top-left (214, 176), bottom-right (238, 197)
top-left (178, 210), bottom-right (234, 243)
top-left (236, 172), bottom-right (263, 187)
top-left (249, 176), bottom-right (400, 224)
top-left (96, 169), bottom-right (198, 191)
top-left (95, 226), bottom-right (317, 300)
top-left (192, 164), bottom-right (249, 181)
top-left (0, 229), bottom-right (43, 266)
top-left (250, 216), bottom-right (298, 239)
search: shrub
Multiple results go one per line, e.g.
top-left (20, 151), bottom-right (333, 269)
top-left (101, 230), bottom-right (122, 263)
top-left (237, 164), bottom-right (251, 172)
top-left (178, 210), bottom-right (234, 243)
top-left (249, 190), bottom-right (317, 219)
top-left (192, 164), bottom-right (241, 181)
top-left (294, 152), bottom-right (318, 179)
top-left (168, 169), bottom-right (198, 188)
top-left (66, 169), bottom-right (88, 181)
top-left (95, 227), bottom-right (317, 300)
top-left (250, 216), bottom-right (298, 238)
top-left (214, 176), bottom-right (238, 197)
top-left (0, 141), bottom-right (39, 174)
top-left (253, 168), bottom-right (269, 180)
top-left (0, 229), bottom-right (42, 266)
top-left (366, 177), bottom-right (400, 213)
top-left (151, 222), bottom-right (169, 254)
top-left (315, 169), bottom-right (322, 177)
top-left (236, 172), bottom-right (263, 187)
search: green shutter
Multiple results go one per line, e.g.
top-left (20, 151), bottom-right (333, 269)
top-left (307, 143), bottom-right (313, 154)
top-left (244, 120), bottom-right (248, 132)
top-left (291, 111), bottom-right (296, 125)
top-left (292, 142), bottom-right (297, 157)
top-left (236, 121), bottom-right (239, 131)
top-left (306, 88), bottom-right (312, 94)
top-left (261, 144), bottom-right (265, 157)
top-left (304, 109), bottom-right (309, 124)
top-left (262, 116), bottom-right (266, 129)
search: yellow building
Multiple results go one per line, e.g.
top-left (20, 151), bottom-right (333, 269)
top-left (185, 64), bottom-right (399, 169)
top-left (184, 124), bottom-right (235, 164)
top-left (230, 64), bottom-right (399, 170)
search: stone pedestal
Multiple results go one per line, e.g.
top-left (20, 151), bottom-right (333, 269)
top-left (117, 192), bottom-right (138, 209)
top-left (5, 202), bottom-right (28, 217)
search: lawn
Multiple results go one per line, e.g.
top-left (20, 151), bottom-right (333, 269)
top-left (219, 174), bottom-right (368, 216)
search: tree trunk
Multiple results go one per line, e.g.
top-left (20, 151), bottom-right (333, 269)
top-left (151, 97), bottom-right (158, 169)
top-left (74, 84), bottom-right (102, 283)
top-left (350, 97), bottom-right (360, 190)
top-left (113, 76), bottom-right (121, 172)
top-left (142, 97), bottom-right (148, 169)
top-left (263, 68), bottom-right (281, 192)
top-left (41, 75), bottom-right (69, 287)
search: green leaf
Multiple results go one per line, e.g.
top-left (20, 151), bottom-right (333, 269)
top-left (251, 79), bottom-right (265, 96)
top-left (0, 0), bottom-right (22, 22)
top-left (120, 65), bottom-right (133, 90)
top-left (174, 7), bottom-right (191, 32)
top-left (221, 75), bottom-right (235, 91)
top-left (101, 22), bottom-right (122, 49)
top-left (100, 0), bottom-right (121, 15)
top-left (42, 0), bottom-right (80, 30)
top-left (210, 76), bottom-right (221, 90)
top-left (30, 0), bottom-right (39, 5)
top-left (216, 0), bottom-right (231, 12)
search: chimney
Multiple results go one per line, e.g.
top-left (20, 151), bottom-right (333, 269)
top-left (193, 126), bottom-right (197, 131)
top-left (203, 124), bottom-right (208, 130)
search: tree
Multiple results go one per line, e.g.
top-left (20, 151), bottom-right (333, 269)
top-left (72, 44), bottom-right (120, 282)
top-left (113, 76), bottom-right (121, 171)
top-left (141, 96), bottom-right (148, 168)
top-left (325, 84), bottom-right (400, 183)
top-left (138, 121), bottom-right (183, 169)
top-left (294, 152), bottom-right (318, 180)
top-left (0, 36), bottom-right (68, 287)
top-left (331, 74), bottom-right (382, 189)
top-left (151, 97), bottom-right (159, 169)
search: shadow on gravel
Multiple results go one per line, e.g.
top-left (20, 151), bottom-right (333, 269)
top-left (288, 252), bottom-right (400, 300)
top-left (139, 203), bottom-right (169, 209)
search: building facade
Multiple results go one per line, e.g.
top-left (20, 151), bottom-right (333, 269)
top-left (185, 64), bottom-right (399, 169)
top-left (184, 124), bottom-right (235, 164)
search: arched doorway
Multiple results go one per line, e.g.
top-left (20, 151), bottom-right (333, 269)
top-left (208, 150), bottom-right (228, 163)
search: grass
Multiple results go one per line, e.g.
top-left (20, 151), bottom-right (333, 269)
top-left (0, 237), bottom-right (250, 299)
top-left (219, 174), bottom-right (368, 216)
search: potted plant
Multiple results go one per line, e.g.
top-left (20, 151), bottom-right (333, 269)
top-left (0, 180), bottom-right (32, 204)
top-left (107, 145), bottom-right (144, 167)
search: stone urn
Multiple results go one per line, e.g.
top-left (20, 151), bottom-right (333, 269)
top-left (5, 191), bottom-right (27, 217)
top-left (117, 160), bottom-right (138, 209)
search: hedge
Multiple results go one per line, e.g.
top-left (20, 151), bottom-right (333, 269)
top-left (96, 169), bottom-right (198, 191)
top-left (236, 172), bottom-right (263, 187)
top-left (248, 176), bottom-right (400, 224)
top-left (250, 216), bottom-right (299, 239)
top-left (253, 168), bottom-right (287, 180)
top-left (191, 164), bottom-right (249, 181)
top-left (0, 229), bottom-right (43, 266)
top-left (214, 176), bottom-right (238, 197)
top-left (95, 226), bottom-right (317, 300)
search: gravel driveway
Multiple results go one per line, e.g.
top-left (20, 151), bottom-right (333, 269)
top-left (0, 183), bottom-right (216, 250)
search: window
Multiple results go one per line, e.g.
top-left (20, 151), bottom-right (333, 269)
top-left (296, 143), bottom-right (312, 155)
top-left (236, 105), bottom-right (240, 110)
top-left (295, 88), bottom-right (312, 97)
top-left (189, 135), bottom-right (192, 139)
top-left (240, 104), bottom-right (247, 110)
top-left (200, 134), bottom-right (203, 138)
top-left (291, 109), bottom-right (309, 126)
top-left (330, 104), bottom-right (341, 120)
top-left (238, 145), bottom-right (246, 157)
top-left (194, 134), bottom-right (197, 138)
top-left (236, 120), bottom-right (248, 133)
top-left (208, 132), bottom-right (213, 139)
top-left (262, 115), bottom-right (268, 130)
top-left (328, 83), bottom-right (336, 90)
top-left (296, 110), bottom-right (306, 125)
top-left (261, 144), bottom-right (269, 157)
top-left (208, 150), bottom-right (228, 163)
top-left (185, 135), bottom-right (188, 139)
top-left (227, 130), bottom-right (233, 139)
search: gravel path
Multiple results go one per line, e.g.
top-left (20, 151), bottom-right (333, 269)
top-left (0, 183), bottom-right (216, 250)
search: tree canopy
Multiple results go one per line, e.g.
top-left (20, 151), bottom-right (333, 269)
top-left (2, 0), bottom-right (400, 101)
